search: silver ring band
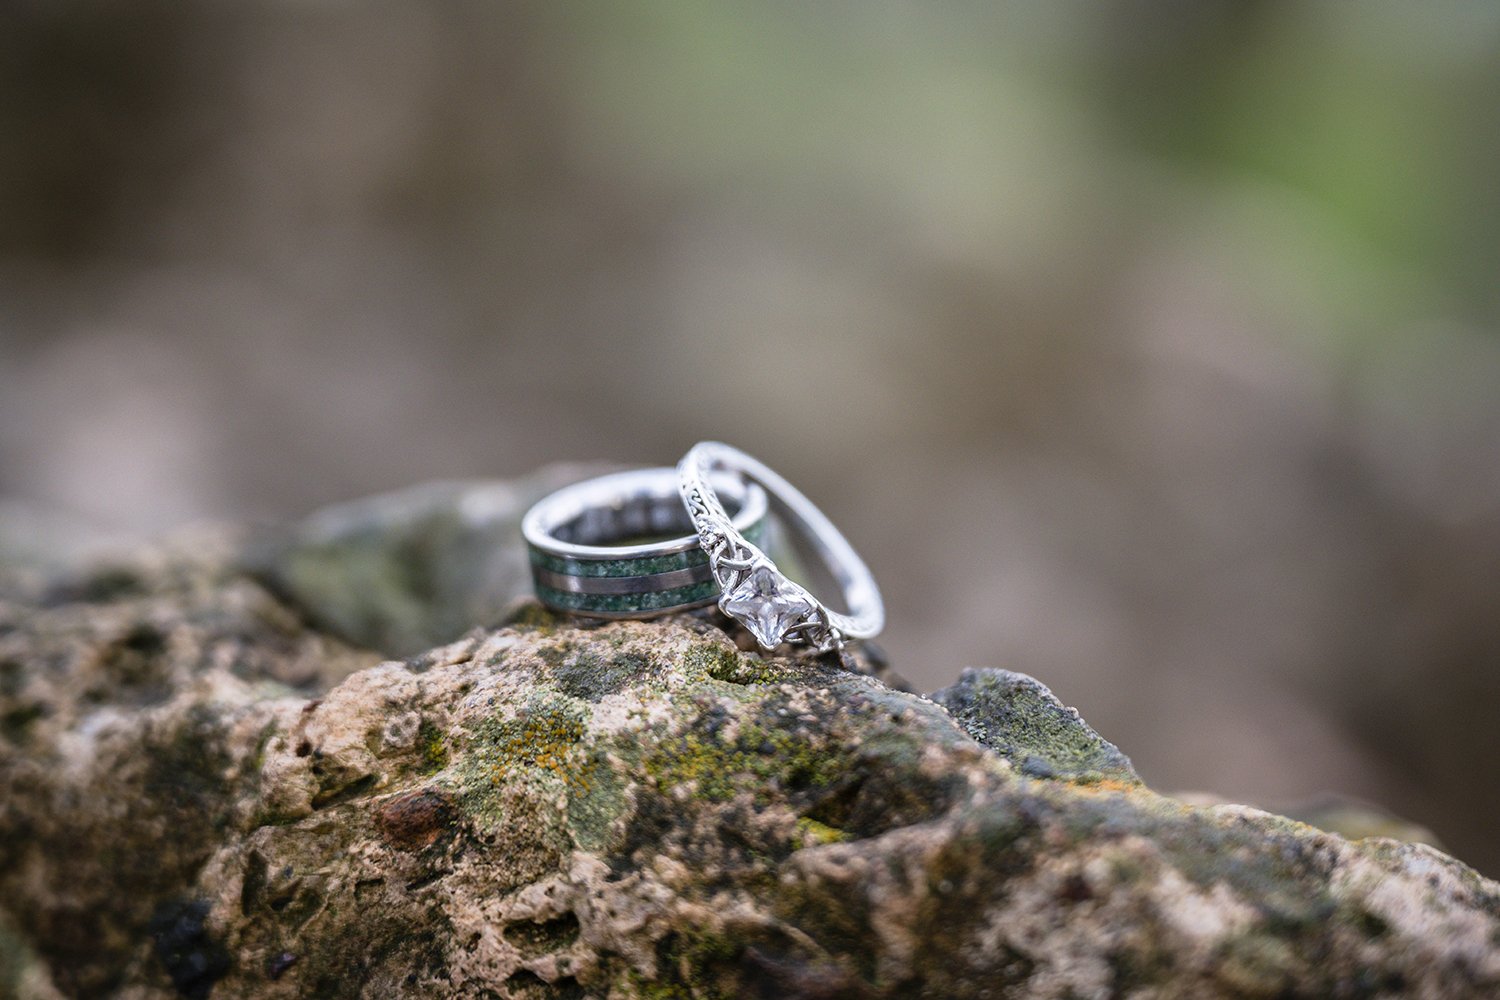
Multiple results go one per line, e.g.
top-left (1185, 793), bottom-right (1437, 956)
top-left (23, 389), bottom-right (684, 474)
top-left (677, 441), bottom-right (885, 651)
top-left (522, 467), bottom-right (768, 618)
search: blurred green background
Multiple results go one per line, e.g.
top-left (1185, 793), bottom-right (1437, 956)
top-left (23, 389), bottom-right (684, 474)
top-left (2, 3), bottom-right (1497, 873)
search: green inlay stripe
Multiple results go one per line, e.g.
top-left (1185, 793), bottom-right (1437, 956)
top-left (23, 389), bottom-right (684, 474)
top-left (530, 546), bottom-right (707, 579)
top-left (534, 579), bottom-right (721, 615)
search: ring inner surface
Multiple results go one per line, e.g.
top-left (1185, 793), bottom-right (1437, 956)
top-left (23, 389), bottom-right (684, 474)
top-left (553, 493), bottom-right (743, 547)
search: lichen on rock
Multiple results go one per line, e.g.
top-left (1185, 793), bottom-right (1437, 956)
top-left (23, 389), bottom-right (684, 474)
top-left (931, 666), bottom-right (1139, 784)
top-left (1, 479), bottom-right (1497, 998)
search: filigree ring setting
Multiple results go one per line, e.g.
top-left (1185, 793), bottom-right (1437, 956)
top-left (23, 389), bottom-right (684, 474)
top-left (677, 441), bottom-right (884, 652)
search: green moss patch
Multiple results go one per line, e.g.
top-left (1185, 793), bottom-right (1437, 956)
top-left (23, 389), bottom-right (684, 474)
top-left (461, 694), bottom-right (594, 794)
top-left (549, 647), bottom-right (651, 701)
top-left (417, 719), bottom-right (449, 774)
top-left (932, 668), bottom-right (1139, 785)
top-left (683, 642), bottom-right (791, 687)
top-left (643, 708), bottom-right (845, 804)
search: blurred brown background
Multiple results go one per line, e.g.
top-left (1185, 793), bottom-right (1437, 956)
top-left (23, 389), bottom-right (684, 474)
top-left (1, 3), bottom-right (1497, 873)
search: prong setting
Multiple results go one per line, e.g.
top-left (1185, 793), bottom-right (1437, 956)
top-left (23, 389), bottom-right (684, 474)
top-left (718, 561), bottom-right (820, 650)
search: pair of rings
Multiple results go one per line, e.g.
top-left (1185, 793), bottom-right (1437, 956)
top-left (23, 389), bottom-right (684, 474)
top-left (521, 442), bottom-right (884, 652)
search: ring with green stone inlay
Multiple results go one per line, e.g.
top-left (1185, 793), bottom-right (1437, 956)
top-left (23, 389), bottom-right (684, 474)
top-left (522, 467), bottom-right (769, 619)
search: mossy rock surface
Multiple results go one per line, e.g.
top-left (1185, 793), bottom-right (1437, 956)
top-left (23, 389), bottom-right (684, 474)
top-left (1, 480), bottom-right (1498, 999)
top-left (931, 667), bottom-right (1139, 784)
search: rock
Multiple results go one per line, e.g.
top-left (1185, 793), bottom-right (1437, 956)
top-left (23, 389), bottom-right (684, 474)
top-left (1173, 792), bottom-right (1448, 854)
top-left (1, 483), bottom-right (1498, 999)
top-left (1281, 796), bottom-right (1446, 850)
top-left (931, 667), bottom-right (1139, 784)
top-left (242, 468), bottom-right (601, 659)
top-left (0, 499), bottom-right (146, 608)
top-left (0, 909), bottom-right (65, 1000)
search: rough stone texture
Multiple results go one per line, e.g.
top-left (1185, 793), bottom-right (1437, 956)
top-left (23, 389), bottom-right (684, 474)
top-left (1, 482), bottom-right (1498, 999)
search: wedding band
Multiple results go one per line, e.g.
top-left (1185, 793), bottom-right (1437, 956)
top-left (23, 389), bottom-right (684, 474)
top-left (677, 442), bottom-right (884, 651)
top-left (523, 468), bottom-right (768, 618)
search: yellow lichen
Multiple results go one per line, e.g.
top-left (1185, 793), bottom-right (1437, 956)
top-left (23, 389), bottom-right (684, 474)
top-left (795, 816), bottom-right (848, 845)
top-left (417, 719), bottom-right (449, 774)
top-left (469, 697), bottom-right (594, 793)
top-left (1069, 777), bottom-right (1142, 796)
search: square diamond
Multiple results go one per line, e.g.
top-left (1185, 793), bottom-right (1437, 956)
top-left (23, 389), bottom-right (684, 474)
top-left (720, 564), bottom-right (817, 649)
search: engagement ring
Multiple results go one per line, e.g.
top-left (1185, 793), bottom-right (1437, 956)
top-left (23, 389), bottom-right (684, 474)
top-left (677, 442), bottom-right (884, 652)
